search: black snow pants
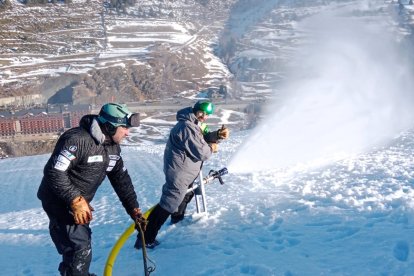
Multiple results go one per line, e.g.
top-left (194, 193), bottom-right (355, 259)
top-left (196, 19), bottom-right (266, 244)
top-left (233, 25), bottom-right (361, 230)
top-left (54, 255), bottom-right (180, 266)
top-left (143, 204), bottom-right (171, 244)
top-left (42, 201), bottom-right (92, 276)
top-left (170, 189), bottom-right (195, 224)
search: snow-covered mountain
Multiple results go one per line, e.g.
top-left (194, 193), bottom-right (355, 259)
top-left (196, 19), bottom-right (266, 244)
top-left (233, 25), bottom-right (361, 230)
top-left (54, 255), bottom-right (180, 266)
top-left (0, 0), bottom-right (236, 104)
top-left (2, 0), bottom-right (411, 106)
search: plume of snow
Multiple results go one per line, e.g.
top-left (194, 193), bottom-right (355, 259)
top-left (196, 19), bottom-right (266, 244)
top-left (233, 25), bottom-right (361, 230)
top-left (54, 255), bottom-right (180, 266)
top-left (229, 11), bottom-right (414, 173)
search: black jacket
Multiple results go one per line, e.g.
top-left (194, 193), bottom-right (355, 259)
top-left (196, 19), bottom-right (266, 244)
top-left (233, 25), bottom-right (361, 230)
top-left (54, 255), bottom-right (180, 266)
top-left (37, 115), bottom-right (139, 215)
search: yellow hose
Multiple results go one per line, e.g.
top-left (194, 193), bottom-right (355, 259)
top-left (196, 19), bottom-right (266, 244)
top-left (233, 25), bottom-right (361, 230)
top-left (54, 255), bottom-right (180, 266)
top-left (104, 205), bottom-right (156, 276)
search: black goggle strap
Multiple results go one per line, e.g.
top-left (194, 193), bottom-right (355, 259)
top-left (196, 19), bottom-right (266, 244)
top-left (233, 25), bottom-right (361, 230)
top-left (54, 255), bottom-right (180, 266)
top-left (99, 111), bottom-right (128, 125)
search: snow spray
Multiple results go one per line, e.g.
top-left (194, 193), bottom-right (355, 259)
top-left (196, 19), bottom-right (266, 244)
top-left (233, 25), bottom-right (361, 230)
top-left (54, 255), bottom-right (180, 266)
top-left (228, 9), bottom-right (414, 173)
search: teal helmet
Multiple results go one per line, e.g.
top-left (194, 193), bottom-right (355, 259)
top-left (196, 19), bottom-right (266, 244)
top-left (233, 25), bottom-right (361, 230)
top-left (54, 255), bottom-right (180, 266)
top-left (98, 103), bottom-right (140, 128)
top-left (193, 100), bottom-right (214, 115)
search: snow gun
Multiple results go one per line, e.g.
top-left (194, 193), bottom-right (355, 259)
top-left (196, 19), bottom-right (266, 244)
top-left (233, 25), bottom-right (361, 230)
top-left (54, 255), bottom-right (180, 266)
top-left (185, 167), bottom-right (228, 215)
top-left (204, 167), bottom-right (228, 185)
top-left (187, 167), bottom-right (228, 194)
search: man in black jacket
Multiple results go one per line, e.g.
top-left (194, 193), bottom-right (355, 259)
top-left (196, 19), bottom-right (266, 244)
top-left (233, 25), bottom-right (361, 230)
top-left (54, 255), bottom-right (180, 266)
top-left (38, 103), bottom-right (144, 276)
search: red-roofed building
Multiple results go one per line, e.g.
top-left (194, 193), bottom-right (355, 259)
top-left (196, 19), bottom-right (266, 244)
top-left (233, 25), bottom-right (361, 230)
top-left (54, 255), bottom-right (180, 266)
top-left (0, 117), bottom-right (16, 137)
top-left (19, 112), bottom-right (64, 135)
top-left (0, 104), bottom-right (92, 137)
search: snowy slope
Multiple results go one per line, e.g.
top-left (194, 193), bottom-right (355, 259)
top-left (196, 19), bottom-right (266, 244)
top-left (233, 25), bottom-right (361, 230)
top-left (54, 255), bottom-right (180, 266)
top-left (1, 127), bottom-right (414, 275)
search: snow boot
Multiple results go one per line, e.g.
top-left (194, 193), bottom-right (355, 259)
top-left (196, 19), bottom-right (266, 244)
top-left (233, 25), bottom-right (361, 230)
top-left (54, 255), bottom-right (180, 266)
top-left (134, 235), bottom-right (160, 250)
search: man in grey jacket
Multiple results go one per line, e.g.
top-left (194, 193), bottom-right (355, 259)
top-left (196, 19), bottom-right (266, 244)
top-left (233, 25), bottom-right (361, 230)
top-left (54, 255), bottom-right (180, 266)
top-left (135, 100), bottom-right (229, 249)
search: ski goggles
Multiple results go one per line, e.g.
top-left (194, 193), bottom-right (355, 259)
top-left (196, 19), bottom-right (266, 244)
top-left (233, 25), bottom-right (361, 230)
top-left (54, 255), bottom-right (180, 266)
top-left (100, 112), bottom-right (140, 128)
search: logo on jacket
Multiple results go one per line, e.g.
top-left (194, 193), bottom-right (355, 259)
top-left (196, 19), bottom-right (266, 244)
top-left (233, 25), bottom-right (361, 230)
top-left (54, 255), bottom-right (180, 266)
top-left (106, 155), bottom-right (120, 172)
top-left (88, 155), bottom-right (103, 163)
top-left (69, 145), bottom-right (78, 152)
top-left (54, 150), bottom-right (76, 171)
top-left (61, 150), bottom-right (76, 161)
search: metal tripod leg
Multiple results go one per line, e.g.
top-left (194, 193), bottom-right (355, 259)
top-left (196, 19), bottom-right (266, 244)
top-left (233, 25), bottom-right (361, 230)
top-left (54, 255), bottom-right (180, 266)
top-left (194, 170), bottom-right (208, 214)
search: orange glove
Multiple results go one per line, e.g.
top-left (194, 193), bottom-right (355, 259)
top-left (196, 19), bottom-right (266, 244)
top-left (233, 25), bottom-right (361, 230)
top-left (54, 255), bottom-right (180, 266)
top-left (210, 143), bottom-right (218, 153)
top-left (217, 126), bottom-right (229, 139)
top-left (71, 196), bottom-right (93, 225)
top-left (131, 207), bottom-right (147, 232)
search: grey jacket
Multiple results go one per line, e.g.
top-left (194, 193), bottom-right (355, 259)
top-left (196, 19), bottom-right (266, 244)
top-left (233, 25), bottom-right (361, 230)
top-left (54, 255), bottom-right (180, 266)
top-left (159, 107), bottom-right (218, 213)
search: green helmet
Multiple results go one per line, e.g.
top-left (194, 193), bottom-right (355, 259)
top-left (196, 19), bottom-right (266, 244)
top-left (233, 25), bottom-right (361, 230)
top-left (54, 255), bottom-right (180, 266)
top-left (98, 103), bottom-right (140, 128)
top-left (193, 100), bottom-right (214, 115)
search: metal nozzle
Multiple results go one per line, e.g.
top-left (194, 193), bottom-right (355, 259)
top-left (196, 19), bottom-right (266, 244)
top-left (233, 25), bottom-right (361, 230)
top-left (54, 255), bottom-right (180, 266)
top-left (207, 167), bottom-right (228, 185)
